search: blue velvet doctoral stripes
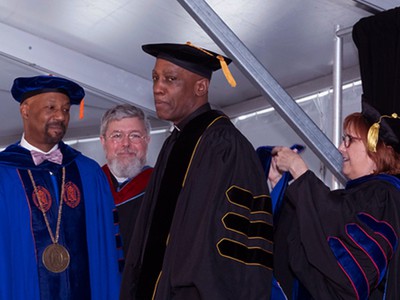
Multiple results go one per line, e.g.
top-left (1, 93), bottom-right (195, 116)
top-left (328, 176), bottom-right (400, 300)
top-left (328, 237), bottom-right (369, 300)
top-left (346, 224), bottom-right (387, 285)
top-left (329, 212), bottom-right (399, 295)
top-left (257, 146), bottom-right (400, 300)
top-left (358, 213), bottom-right (398, 257)
top-left (351, 213), bottom-right (398, 284)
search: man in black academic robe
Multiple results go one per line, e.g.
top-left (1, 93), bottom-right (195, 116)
top-left (120, 43), bottom-right (274, 300)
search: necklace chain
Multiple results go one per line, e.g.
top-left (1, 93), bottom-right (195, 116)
top-left (28, 168), bottom-right (66, 244)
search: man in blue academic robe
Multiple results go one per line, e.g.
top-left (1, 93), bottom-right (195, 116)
top-left (0, 75), bottom-right (121, 300)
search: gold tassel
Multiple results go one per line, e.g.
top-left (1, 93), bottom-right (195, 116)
top-left (217, 55), bottom-right (237, 87)
top-left (79, 99), bottom-right (85, 119)
top-left (367, 112), bottom-right (400, 152)
top-left (186, 41), bottom-right (236, 87)
top-left (367, 122), bottom-right (380, 152)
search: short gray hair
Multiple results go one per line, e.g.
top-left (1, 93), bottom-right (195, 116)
top-left (100, 104), bottom-right (151, 136)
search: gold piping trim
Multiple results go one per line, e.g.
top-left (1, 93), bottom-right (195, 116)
top-left (221, 212), bottom-right (272, 242)
top-left (226, 185), bottom-right (272, 216)
top-left (151, 271), bottom-right (163, 300)
top-left (182, 115), bottom-right (227, 187)
top-left (216, 238), bottom-right (272, 270)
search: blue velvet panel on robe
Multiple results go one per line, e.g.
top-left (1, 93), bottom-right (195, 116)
top-left (0, 142), bottom-right (121, 300)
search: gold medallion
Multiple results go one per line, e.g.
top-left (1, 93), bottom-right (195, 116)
top-left (42, 243), bottom-right (70, 273)
top-left (29, 169), bottom-right (70, 273)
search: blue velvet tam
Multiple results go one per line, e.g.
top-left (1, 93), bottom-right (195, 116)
top-left (11, 75), bottom-right (85, 105)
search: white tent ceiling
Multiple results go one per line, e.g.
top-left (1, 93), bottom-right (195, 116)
top-left (0, 0), bottom-right (397, 147)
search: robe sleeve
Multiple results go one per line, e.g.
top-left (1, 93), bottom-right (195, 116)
top-left (156, 119), bottom-right (274, 299)
top-left (283, 170), bottom-right (400, 299)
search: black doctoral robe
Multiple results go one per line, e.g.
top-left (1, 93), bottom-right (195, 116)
top-left (102, 165), bottom-right (153, 260)
top-left (121, 104), bottom-right (274, 299)
top-left (274, 171), bottom-right (400, 299)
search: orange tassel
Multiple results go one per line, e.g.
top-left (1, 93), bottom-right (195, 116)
top-left (217, 55), bottom-right (236, 87)
top-left (186, 41), bottom-right (236, 87)
top-left (79, 99), bottom-right (84, 119)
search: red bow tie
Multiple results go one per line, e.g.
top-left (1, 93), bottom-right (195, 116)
top-left (31, 149), bottom-right (63, 165)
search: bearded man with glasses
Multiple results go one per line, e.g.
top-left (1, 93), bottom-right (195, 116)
top-left (100, 104), bottom-right (153, 267)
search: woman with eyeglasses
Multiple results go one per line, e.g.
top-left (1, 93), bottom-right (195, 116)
top-left (269, 7), bottom-right (400, 299)
top-left (270, 110), bottom-right (400, 299)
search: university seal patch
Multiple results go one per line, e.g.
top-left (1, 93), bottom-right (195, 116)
top-left (63, 181), bottom-right (81, 208)
top-left (32, 186), bottom-right (52, 212)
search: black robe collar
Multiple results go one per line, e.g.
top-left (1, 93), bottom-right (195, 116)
top-left (174, 103), bottom-right (211, 131)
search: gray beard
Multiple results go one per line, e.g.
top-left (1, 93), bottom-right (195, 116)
top-left (108, 156), bottom-right (145, 179)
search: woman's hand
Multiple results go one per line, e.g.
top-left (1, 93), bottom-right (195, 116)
top-left (268, 155), bottom-right (283, 189)
top-left (271, 146), bottom-right (308, 180)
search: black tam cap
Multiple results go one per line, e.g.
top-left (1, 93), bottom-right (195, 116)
top-left (352, 7), bottom-right (400, 152)
top-left (11, 75), bottom-right (85, 105)
top-left (142, 42), bottom-right (236, 87)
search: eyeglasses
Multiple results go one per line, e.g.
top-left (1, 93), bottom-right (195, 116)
top-left (107, 132), bottom-right (147, 144)
top-left (341, 134), bottom-right (362, 148)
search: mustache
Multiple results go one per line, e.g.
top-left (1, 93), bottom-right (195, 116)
top-left (46, 121), bottom-right (66, 130)
top-left (116, 148), bottom-right (138, 155)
